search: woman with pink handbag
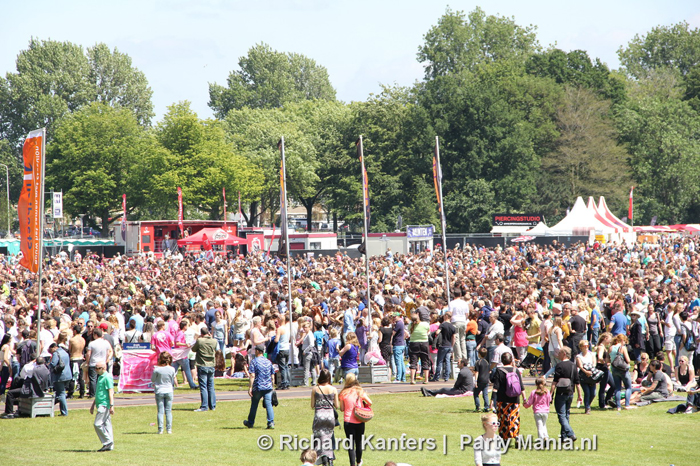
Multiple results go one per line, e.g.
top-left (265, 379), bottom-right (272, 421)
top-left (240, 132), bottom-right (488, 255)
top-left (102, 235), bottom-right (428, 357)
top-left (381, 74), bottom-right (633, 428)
top-left (338, 373), bottom-right (373, 466)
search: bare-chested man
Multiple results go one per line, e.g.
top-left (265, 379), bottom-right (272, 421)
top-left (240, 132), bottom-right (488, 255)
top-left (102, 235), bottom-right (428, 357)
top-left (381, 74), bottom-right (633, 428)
top-left (68, 325), bottom-right (86, 398)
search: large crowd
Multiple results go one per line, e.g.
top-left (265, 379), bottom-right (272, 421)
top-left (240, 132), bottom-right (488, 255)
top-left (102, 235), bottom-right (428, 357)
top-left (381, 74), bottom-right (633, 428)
top-left (0, 237), bottom-right (699, 462)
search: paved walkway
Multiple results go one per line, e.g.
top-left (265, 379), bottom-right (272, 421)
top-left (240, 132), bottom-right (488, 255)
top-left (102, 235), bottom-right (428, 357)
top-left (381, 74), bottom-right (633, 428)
top-left (66, 375), bottom-right (537, 410)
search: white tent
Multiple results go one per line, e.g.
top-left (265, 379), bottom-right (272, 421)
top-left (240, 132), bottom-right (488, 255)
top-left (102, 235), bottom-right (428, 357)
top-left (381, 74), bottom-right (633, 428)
top-left (525, 221), bottom-right (549, 236)
top-left (546, 197), bottom-right (617, 236)
top-left (587, 197), bottom-right (621, 232)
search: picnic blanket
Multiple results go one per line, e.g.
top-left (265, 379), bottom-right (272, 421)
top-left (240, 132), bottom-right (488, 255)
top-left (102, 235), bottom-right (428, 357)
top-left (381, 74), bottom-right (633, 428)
top-left (435, 391), bottom-right (473, 398)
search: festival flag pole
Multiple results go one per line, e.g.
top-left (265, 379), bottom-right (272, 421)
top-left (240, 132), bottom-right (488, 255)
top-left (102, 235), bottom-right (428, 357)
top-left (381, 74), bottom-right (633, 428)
top-left (357, 136), bottom-right (371, 315)
top-left (278, 137), bottom-right (294, 363)
top-left (434, 136), bottom-right (451, 304)
top-left (19, 128), bottom-right (46, 352)
top-left (223, 187), bottom-right (227, 227)
top-left (177, 187), bottom-right (184, 237)
top-left (629, 187), bottom-right (634, 227)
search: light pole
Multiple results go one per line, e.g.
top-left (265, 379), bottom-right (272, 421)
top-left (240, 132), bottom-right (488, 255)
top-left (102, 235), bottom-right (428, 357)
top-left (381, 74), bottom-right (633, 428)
top-left (79, 214), bottom-right (85, 239)
top-left (0, 164), bottom-right (10, 238)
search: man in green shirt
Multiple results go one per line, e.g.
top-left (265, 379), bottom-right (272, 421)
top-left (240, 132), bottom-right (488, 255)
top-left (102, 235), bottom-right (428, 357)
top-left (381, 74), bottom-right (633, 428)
top-left (192, 327), bottom-right (218, 412)
top-left (90, 362), bottom-right (114, 451)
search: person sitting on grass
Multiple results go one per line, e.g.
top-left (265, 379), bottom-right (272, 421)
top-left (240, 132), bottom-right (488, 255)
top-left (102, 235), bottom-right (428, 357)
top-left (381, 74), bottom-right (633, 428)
top-left (421, 358), bottom-right (474, 397)
top-left (631, 360), bottom-right (670, 404)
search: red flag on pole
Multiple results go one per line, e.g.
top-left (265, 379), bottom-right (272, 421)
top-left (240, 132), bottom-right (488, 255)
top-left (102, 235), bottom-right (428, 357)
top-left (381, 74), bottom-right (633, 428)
top-left (628, 187), bottom-right (634, 225)
top-left (177, 187), bottom-right (184, 235)
top-left (19, 129), bottom-right (45, 273)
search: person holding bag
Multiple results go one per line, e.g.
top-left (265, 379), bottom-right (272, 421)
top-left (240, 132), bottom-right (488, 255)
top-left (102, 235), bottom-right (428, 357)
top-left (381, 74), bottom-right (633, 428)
top-left (338, 373), bottom-right (372, 466)
top-left (311, 369), bottom-right (338, 466)
top-left (610, 334), bottom-right (635, 411)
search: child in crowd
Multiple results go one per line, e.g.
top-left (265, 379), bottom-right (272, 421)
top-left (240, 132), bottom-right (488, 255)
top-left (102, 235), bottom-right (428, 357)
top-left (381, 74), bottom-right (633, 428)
top-left (473, 347), bottom-right (491, 412)
top-left (300, 448), bottom-right (318, 466)
top-left (522, 376), bottom-right (551, 438)
top-left (327, 328), bottom-right (341, 382)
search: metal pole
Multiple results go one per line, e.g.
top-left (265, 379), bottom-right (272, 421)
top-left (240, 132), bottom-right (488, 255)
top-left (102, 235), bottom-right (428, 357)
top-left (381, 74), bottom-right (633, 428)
top-left (280, 137), bottom-right (294, 365)
top-left (435, 137), bottom-right (451, 304)
top-left (358, 136), bottom-right (371, 316)
top-left (36, 128), bottom-right (46, 354)
top-left (0, 164), bottom-right (9, 238)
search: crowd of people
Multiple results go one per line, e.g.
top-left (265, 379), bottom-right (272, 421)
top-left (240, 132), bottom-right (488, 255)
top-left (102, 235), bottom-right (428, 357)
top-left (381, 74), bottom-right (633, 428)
top-left (0, 236), bottom-right (700, 459)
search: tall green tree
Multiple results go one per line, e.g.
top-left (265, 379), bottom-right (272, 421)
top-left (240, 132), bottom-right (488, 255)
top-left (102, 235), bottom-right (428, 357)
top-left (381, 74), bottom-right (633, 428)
top-left (46, 103), bottom-right (156, 234)
top-left (618, 21), bottom-right (700, 79)
top-left (417, 7), bottom-right (540, 80)
top-left (0, 39), bottom-right (154, 151)
top-left (538, 86), bottom-right (630, 217)
top-left (154, 101), bottom-right (264, 220)
top-left (209, 43), bottom-right (336, 118)
top-left (525, 48), bottom-right (626, 104)
top-left (617, 75), bottom-right (700, 224)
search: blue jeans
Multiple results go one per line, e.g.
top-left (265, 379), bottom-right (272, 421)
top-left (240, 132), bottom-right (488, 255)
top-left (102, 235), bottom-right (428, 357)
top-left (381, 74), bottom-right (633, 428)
top-left (197, 366), bottom-right (216, 410)
top-left (554, 392), bottom-right (575, 439)
top-left (173, 358), bottom-right (197, 389)
top-left (466, 340), bottom-right (477, 368)
top-left (247, 388), bottom-right (274, 426)
top-left (581, 383), bottom-right (596, 411)
top-left (590, 328), bottom-right (600, 348)
top-left (486, 346), bottom-right (496, 368)
top-left (393, 346), bottom-right (406, 382)
top-left (155, 391), bottom-right (173, 431)
top-left (276, 350), bottom-right (290, 388)
top-left (599, 367), bottom-right (614, 408)
top-left (343, 368), bottom-right (359, 380)
top-left (216, 338), bottom-right (225, 354)
top-left (54, 380), bottom-right (68, 416)
top-left (612, 368), bottom-right (632, 409)
top-left (436, 347), bottom-right (452, 381)
top-left (473, 384), bottom-right (489, 410)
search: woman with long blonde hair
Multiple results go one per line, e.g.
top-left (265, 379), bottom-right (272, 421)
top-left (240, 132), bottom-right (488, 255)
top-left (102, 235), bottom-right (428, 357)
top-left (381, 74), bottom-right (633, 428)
top-left (338, 373), bottom-right (372, 466)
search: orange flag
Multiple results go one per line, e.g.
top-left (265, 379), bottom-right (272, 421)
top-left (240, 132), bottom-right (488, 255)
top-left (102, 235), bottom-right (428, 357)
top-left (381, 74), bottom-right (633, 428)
top-left (19, 129), bottom-right (45, 272)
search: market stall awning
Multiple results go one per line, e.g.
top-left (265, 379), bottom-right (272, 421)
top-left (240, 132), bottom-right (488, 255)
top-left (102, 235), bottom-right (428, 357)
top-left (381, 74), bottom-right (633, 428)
top-left (176, 228), bottom-right (247, 247)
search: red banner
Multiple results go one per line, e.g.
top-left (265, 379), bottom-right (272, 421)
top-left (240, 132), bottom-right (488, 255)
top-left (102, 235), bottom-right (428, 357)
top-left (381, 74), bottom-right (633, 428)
top-left (19, 129), bottom-right (44, 273)
top-left (177, 187), bottom-right (183, 235)
top-left (628, 187), bottom-right (634, 224)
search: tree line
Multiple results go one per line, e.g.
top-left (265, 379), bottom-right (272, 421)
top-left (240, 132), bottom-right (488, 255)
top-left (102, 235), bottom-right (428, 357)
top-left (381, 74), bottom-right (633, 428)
top-left (1, 7), bottom-right (700, 234)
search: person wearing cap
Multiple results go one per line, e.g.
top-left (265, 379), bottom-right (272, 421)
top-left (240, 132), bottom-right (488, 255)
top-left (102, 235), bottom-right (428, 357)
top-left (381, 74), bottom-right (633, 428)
top-left (192, 327), bottom-right (217, 412)
top-left (243, 344), bottom-right (275, 429)
top-left (85, 328), bottom-right (113, 399)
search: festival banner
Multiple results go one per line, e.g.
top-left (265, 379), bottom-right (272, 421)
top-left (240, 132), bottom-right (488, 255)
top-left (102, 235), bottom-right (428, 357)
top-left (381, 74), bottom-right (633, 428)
top-left (19, 129), bottom-right (45, 273)
top-left (356, 137), bottom-right (370, 255)
top-left (177, 187), bottom-right (184, 235)
top-left (52, 192), bottom-right (63, 219)
top-left (628, 187), bottom-right (634, 226)
top-left (121, 194), bottom-right (127, 241)
top-left (118, 347), bottom-right (189, 392)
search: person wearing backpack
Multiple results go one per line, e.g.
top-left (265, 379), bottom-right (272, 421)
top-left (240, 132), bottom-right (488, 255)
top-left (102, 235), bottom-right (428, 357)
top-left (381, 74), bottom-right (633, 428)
top-left (550, 347), bottom-right (579, 441)
top-left (491, 351), bottom-right (523, 439)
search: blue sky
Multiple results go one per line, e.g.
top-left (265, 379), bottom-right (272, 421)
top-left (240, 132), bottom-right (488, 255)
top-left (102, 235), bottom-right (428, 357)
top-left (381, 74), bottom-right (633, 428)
top-left (1, 0), bottom-right (699, 122)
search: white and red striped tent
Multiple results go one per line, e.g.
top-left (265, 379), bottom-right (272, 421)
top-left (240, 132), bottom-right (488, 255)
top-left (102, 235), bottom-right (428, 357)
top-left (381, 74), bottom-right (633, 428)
top-left (597, 197), bottom-right (633, 233)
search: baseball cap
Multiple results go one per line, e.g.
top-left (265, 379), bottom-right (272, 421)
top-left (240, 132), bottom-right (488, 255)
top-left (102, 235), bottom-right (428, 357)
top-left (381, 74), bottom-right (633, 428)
top-left (255, 344), bottom-right (266, 353)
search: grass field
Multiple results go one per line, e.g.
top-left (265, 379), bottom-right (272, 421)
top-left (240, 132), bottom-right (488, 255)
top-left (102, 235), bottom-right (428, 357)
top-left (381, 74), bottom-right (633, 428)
top-left (0, 391), bottom-right (695, 466)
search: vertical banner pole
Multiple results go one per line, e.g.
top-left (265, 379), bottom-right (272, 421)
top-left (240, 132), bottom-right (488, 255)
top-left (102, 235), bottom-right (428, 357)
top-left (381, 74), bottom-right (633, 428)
top-left (434, 136), bottom-right (451, 304)
top-left (357, 136), bottom-right (371, 316)
top-left (279, 137), bottom-right (294, 365)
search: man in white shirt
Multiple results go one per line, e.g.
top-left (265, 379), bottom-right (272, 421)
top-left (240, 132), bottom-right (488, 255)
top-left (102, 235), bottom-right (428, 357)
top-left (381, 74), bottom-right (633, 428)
top-left (85, 329), bottom-right (113, 399)
top-left (491, 334), bottom-right (513, 370)
top-left (39, 321), bottom-right (55, 358)
top-left (449, 287), bottom-right (470, 360)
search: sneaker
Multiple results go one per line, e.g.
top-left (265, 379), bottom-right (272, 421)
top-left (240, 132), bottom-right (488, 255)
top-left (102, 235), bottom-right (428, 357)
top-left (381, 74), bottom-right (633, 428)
top-left (167, 430), bottom-right (172, 434)
top-left (421, 387), bottom-right (428, 396)
top-left (482, 408), bottom-right (489, 413)
top-left (193, 408), bottom-right (208, 412)
top-left (267, 423), bottom-right (275, 429)
top-left (98, 443), bottom-right (114, 452)
top-left (243, 420), bottom-right (253, 428)
top-left (0, 413), bottom-right (15, 419)
top-left (158, 430), bottom-right (163, 435)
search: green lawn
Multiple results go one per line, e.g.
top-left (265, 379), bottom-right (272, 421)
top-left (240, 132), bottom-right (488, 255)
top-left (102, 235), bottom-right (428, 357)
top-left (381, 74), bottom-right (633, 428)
top-left (0, 392), bottom-right (694, 466)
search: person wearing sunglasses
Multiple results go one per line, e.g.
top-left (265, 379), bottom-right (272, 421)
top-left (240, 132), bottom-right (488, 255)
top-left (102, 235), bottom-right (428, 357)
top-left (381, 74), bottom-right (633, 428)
top-left (474, 412), bottom-right (503, 466)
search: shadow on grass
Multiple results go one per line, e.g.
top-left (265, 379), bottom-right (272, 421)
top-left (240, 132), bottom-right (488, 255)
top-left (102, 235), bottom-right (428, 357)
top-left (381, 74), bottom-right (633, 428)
top-left (62, 449), bottom-right (97, 453)
top-left (122, 431), bottom-right (160, 435)
top-left (221, 426), bottom-right (248, 430)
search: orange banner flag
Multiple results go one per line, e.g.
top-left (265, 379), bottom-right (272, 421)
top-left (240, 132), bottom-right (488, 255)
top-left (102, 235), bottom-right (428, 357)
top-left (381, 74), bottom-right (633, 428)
top-left (19, 129), bottom-right (45, 273)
